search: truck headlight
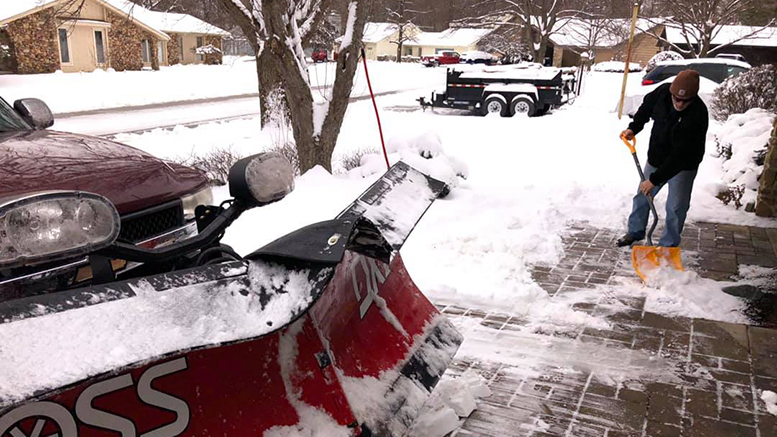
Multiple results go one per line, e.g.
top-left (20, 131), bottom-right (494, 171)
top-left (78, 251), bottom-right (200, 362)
top-left (182, 186), bottom-right (214, 220)
top-left (0, 191), bottom-right (120, 268)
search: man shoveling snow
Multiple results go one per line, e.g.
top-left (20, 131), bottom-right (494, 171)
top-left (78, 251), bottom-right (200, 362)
top-left (617, 70), bottom-right (709, 249)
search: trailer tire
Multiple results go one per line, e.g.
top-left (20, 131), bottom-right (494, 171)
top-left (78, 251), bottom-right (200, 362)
top-left (511, 96), bottom-right (535, 117)
top-left (483, 96), bottom-right (507, 116)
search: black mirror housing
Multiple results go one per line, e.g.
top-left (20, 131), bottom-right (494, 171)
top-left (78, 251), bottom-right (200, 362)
top-left (14, 98), bottom-right (54, 130)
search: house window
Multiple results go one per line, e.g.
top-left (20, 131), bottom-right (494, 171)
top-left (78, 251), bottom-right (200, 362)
top-left (141, 39), bottom-right (150, 63)
top-left (94, 30), bottom-right (105, 65)
top-left (157, 41), bottom-right (164, 64)
top-left (196, 36), bottom-right (203, 61)
top-left (58, 28), bottom-right (71, 64)
top-left (178, 36), bottom-right (184, 62)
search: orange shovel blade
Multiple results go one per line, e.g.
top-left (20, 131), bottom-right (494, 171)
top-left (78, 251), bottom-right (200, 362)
top-left (631, 246), bottom-right (684, 282)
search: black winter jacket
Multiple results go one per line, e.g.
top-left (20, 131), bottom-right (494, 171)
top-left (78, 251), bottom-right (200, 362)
top-left (627, 83), bottom-right (709, 186)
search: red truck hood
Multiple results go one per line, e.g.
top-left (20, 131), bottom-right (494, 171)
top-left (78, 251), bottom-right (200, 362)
top-left (0, 130), bottom-right (208, 215)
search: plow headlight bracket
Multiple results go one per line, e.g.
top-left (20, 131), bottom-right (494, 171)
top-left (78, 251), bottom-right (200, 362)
top-left (0, 191), bottom-right (120, 268)
top-left (229, 153), bottom-right (295, 206)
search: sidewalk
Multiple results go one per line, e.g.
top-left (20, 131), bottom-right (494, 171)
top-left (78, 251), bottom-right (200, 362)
top-left (441, 221), bottom-right (777, 437)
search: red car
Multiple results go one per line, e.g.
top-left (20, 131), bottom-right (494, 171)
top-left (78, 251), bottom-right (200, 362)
top-left (311, 49), bottom-right (328, 62)
top-left (422, 51), bottom-right (461, 67)
top-left (0, 96), bottom-right (210, 298)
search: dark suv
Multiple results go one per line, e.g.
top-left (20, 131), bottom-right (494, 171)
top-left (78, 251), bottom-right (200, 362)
top-left (0, 96), bottom-right (211, 298)
top-left (641, 58), bottom-right (750, 85)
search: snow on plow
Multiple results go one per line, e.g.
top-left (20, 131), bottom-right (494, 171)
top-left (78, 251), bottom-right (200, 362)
top-left (0, 161), bottom-right (462, 436)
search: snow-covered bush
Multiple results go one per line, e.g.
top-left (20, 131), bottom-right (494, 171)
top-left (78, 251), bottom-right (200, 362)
top-left (347, 130), bottom-right (468, 190)
top-left (644, 51), bottom-right (684, 72)
top-left (712, 64), bottom-right (777, 122)
top-left (714, 108), bottom-right (776, 209)
top-left (591, 61), bottom-right (642, 72)
top-left (337, 146), bottom-right (379, 172)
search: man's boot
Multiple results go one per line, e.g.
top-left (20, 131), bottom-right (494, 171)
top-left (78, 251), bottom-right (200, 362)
top-left (616, 234), bottom-right (640, 247)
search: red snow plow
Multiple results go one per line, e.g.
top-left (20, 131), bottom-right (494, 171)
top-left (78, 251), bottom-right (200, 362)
top-left (0, 156), bottom-right (461, 436)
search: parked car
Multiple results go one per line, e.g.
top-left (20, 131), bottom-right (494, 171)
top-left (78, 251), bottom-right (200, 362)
top-left (311, 49), bottom-right (328, 62)
top-left (460, 51), bottom-right (497, 65)
top-left (0, 96), bottom-right (211, 298)
top-left (422, 51), bottom-right (460, 67)
top-left (715, 53), bottom-right (747, 63)
top-left (640, 58), bottom-right (750, 86)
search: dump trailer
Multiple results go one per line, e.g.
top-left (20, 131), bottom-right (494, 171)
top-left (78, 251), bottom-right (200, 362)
top-left (418, 66), bottom-right (575, 117)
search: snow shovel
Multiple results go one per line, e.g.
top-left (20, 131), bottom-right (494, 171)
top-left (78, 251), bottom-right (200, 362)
top-left (621, 135), bottom-right (684, 282)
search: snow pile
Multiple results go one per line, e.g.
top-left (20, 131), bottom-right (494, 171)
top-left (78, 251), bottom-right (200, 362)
top-left (348, 130), bottom-right (468, 189)
top-left (411, 370), bottom-right (492, 437)
top-left (592, 61), bottom-right (642, 73)
top-left (762, 390), bottom-right (777, 416)
top-left (715, 108), bottom-right (776, 207)
top-left (632, 268), bottom-right (749, 323)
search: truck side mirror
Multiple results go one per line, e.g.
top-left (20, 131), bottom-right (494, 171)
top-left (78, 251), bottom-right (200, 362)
top-left (14, 98), bottom-right (54, 130)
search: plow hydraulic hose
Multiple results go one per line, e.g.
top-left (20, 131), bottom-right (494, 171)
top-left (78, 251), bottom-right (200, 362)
top-left (361, 48), bottom-right (390, 170)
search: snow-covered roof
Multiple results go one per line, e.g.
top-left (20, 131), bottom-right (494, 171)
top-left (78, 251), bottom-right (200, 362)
top-left (363, 22), bottom-right (399, 43)
top-left (0, 0), bottom-right (59, 24)
top-left (665, 25), bottom-right (777, 48)
top-left (105, 0), bottom-right (230, 36)
top-left (0, 0), bottom-right (229, 37)
top-left (549, 18), bottom-right (666, 49)
top-left (409, 28), bottom-right (492, 48)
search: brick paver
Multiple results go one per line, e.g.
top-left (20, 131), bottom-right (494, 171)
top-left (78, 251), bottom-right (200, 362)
top-left (440, 222), bottom-right (777, 437)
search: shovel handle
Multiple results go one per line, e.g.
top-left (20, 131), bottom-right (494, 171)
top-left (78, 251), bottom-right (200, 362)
top-left (621, 134), bottom-right (636, 154)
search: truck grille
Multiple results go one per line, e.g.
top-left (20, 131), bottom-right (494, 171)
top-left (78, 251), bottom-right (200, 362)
top-left (119, 200), bottom-right (184, 243)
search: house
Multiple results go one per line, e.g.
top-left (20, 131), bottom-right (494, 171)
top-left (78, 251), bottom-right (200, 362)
top-left (406, 28), bottom-right (493, 58)
top-left (664, 25), bottom-right (777, 66)
top-left (0, 0), bottom-right (229, 74)
top-left (548, 18), bottom-right (666, 67)
top-left (361, 22), bottom-right (422, 60)
top-left (548, 18), bottom-right (777, 68)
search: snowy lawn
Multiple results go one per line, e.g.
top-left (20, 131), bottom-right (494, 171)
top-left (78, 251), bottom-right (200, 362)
top-left (0, 57), bottom-right (446, 114)
top-left (109, 68), bottom-right (776, 329)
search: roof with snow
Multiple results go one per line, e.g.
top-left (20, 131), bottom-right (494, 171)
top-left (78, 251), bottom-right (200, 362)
top-left (409, 28), bottom-right (492, 47)
top-left (665, 25), bottom-right (777, 48)
top-left (362, 22), bottom-right (400, 43)
top-left (549, 18), bottom-right (667, 49)
top-left (0, 0), bottom-right (229, 37)
top-left (106, 0), bottom-right (230, 36)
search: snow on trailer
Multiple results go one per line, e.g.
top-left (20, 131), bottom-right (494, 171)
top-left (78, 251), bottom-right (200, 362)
top-left (0, 162), bottom-right (463, 437)
top-left (418, 65), bottom-right (576, 117)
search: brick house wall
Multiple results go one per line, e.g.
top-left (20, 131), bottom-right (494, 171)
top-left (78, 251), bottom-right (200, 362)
top-left (167, 32), bottom-right (181, 66)
top-left (5, 9), bottom-right (59, 74)
top-left (105, 11), bottom-right (144, 71)
top-left (203, 35), bottom-right (223, 65)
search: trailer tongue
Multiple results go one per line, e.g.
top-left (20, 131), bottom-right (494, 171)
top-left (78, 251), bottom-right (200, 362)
top-left (0, 162), bottom-right (462, 437)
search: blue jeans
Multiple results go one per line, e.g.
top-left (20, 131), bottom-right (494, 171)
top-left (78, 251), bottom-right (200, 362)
top-left (627, 163), bottom-right (697, 247)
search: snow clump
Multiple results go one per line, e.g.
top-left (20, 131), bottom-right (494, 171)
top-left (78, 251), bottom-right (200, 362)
top-left (411, 370), bottom-right (492, 437)
top-left (348, 129), bottom-right (469, 189)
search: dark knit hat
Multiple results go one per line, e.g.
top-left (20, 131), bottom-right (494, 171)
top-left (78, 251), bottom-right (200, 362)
top-left (670, 69), bottom-right (700, 98)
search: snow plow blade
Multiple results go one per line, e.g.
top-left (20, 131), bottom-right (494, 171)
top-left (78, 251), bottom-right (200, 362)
top-left (0, 162), bottom-right (461, 437)
top-left (631, 245), bottom-right (684, 282)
